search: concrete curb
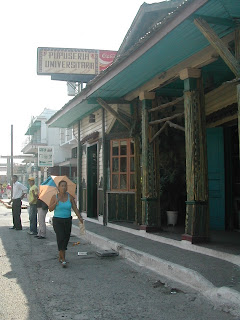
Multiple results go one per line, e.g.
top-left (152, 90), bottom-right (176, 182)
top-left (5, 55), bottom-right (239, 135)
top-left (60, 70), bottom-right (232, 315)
top-left (71, 225), bottom-right (240, 317)
top-left (83, 217), bottom-right (240, 267)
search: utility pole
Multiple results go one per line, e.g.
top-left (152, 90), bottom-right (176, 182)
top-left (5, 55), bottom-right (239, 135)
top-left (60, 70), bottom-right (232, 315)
top-left (11, 125), bottom-right (13, 198)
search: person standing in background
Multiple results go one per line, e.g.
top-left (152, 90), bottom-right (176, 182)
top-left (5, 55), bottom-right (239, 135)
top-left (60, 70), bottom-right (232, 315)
top-left (8, 175), bottom-right (28, 230)
top-left (0, 183), bottom-right (3, 199)
top-left (27, 177), bottom-right (38, 235)
top-left (36, 199), bottom-right (48, 239)
top-left (6, 183), bottom-right (11, 199)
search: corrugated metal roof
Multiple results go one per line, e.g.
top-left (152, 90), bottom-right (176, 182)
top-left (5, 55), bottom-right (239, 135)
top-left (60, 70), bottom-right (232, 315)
top-left (48, 0), bottom-right (240, 128)
top-left (89, 0), bottom-right (238, 98)
top-left (118, 0), bottom-right (184, 56)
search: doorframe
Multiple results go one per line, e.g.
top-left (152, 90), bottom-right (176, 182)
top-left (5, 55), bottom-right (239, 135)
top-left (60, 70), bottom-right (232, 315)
top-left (207, 127), bottom-right (225, 230)
top-left (86, 142), bottom-right (98, 218)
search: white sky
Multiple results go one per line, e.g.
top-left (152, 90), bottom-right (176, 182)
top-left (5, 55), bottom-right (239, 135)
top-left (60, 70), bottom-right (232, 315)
top-left (0, 0), bottom-right (161, 160)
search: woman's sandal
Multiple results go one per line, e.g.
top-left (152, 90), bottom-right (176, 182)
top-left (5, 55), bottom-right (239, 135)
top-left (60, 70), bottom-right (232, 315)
top-left (62, 261), bottom-right (67, 268)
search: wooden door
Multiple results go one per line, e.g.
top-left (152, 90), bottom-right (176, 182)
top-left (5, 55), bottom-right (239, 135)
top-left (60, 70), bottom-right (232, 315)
top-left (207, 127), bottom-right (225, 230)
top-left (87, 144), bottom-right (97, 218)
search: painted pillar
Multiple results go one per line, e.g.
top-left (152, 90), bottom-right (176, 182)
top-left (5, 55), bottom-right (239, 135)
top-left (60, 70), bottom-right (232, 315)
top-left (139, 92), bottom-right (159, 231)
top-left (132, 101), bottom-right (142, 224)
top-left (77, 120), bottom-right (82, 211)
top-left (180, 68), bottom-right (209, 243)
top-left (238, 85), bottom-right (240, 160)
top-left (134, 134), bottom-right (141, 224)
top-left (235, 27), bottom-right (240, 160)
top-left (102, 108), bottom-right (107, 225)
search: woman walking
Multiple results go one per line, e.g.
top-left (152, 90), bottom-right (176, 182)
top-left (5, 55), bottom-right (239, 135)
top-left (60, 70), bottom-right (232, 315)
top-left (49, 180), bottom-right (83, 268)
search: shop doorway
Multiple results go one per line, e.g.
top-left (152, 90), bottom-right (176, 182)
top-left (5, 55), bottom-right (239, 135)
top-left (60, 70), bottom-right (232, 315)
top-left (87, 144), bottom-right (97, 218)
top-left (207, 127), bottom-right (225, 230)
top-left (225, 125), bottom-right (240, 230)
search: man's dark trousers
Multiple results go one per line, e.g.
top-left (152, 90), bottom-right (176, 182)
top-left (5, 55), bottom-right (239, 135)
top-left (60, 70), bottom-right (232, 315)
top-left (12, 198), bottom-right (22, 230)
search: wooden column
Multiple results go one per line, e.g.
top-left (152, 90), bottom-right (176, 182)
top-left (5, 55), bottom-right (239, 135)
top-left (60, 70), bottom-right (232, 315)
top-left (134, 135), bottom-right (141, 224)
top-left (102, 108), bottom-right (107, 225)
top-left (132, 102), bottom-right (142, 225)
top-left (235, 28), bottom-right (240, 161)
top-left (238, 85), bottom-right (240, 162)
top-left (180, 68), bottom-right (209, 243)
top-left (77, 120), bottom-right (82, 212)
top-left (139, 92), bottom-right (160, 231)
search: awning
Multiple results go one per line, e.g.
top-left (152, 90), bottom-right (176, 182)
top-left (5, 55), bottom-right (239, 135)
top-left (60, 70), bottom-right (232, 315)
top-left (47, 0), bottom-right (240, 129)
top-left (25, 121), bottom-right (41, 135)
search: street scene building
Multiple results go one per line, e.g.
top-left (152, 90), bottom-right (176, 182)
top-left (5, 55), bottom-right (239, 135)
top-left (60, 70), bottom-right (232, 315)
top-left (21, 108), bottom-right (78, 185)
top-left (46, 0), bottom-right (240, 242)
top-left (0, 1), bottom-right (240, 319)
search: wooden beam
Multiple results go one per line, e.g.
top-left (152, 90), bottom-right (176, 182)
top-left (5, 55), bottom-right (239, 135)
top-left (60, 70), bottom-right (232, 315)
top-left (88, 97), bottom-right (130, 105)
top-left (124, 33), bottom-right (234, 101)
top-left (207, 114), bottom-right (237, 128)
top-left (149, 96), bottom-right (184, 112)
top-left (167, 121), bottom-right (185, 132)
top-left (149, 112), bottom-right (184, 126)
top-left (139, 91), bottom-right (155, 101)
top-left (97, 98), bottom-right (131, 130)
top-left (194, 18), bottom-right (240, 77)
top-left (150, 122), bottom-right (168, 143)
top-left (192, 14), bottom-right (236, 27)
top-left (179, 68), bottom-right (201, 80)
top-left (150, 120), bottom-right (185, 143)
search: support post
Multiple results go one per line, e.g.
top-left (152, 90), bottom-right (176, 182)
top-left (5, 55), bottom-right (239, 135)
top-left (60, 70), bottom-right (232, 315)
top-left (7, 157), bottom-right (11, 184)
top-left (131, 100), bottom-right (142, 225)
top-left (11, 125), bottom-right (13, 198)
top-left (140, 92), bottom-right (160, 232)
top-left (238, 85), bottom-right (240, 161)
top-left (180, 69), bottom-right (209, 243)
top-left (134, 135), bottom-right (142, 225)
top-left (102, 108), bottom-right (107, 225)
top-left (77, 120), bottom-right (82, 211)
top-left (236, 27), bottom-right (240, 161)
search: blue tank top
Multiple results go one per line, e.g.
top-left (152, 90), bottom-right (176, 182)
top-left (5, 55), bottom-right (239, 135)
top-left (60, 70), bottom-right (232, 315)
top-left (54, 193), bottom-right (72, 218)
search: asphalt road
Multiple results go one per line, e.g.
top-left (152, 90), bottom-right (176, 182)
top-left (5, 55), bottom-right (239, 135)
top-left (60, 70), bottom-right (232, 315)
top-left (0, 204), bottom-right (238, 320)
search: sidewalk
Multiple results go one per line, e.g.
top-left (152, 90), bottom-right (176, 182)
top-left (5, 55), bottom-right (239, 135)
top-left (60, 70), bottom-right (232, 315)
top-left (71, 217), bottom-right (240, 317)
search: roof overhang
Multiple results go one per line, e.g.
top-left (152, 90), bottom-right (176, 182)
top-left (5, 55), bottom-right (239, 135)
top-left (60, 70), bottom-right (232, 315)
top-left (47, 0), bottom-right (240, 129)
top-left (25, 120), bottom-right (41, 135)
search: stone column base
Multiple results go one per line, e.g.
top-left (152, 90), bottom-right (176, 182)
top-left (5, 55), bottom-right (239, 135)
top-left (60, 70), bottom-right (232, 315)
top-left (140, 225), bottom-right (162, 233)
top-left (181, 233), bottom-right (209, 244)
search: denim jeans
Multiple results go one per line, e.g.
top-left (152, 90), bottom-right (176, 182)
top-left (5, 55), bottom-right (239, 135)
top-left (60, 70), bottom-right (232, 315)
top-left (29, 204), bottom-right (37, 233)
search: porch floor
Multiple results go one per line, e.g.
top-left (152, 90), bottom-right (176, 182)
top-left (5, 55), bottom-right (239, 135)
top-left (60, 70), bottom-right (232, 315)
top-left (110, 221), bottom-right (240, 255)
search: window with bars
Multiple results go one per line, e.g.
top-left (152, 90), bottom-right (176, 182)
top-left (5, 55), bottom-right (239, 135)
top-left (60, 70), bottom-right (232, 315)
top-left (110, 139), bottom-right (135, 191)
